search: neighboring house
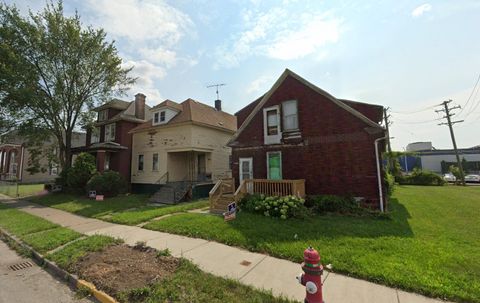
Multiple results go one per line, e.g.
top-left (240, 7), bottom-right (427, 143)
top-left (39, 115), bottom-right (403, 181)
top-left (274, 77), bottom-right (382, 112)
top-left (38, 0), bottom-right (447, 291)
top-left (0, 131), bottom-right (85, 183)
top-left (72, 93), bottom-right (152, 183)
top-left (401, 142), bottom-right (480, 174)
top-left (228, 69), bottom-right (387, 209)
top-left (129, 98), bottom-right (236, 202)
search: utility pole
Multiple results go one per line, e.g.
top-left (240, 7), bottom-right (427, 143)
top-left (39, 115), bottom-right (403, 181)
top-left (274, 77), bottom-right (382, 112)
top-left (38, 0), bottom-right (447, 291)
top-left (435, 100), bottom-right (466, 186)
top-left (383, 108), bottom-right (393, 173)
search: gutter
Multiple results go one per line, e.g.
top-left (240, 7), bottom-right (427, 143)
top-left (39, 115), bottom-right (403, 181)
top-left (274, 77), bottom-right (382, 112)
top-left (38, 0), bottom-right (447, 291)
top-left (374, 136), bottom-right (388, 213)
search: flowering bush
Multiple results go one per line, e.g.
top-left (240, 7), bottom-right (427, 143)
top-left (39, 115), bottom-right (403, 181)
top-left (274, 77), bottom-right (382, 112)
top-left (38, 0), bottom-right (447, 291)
top-left (239, 194), bottom-right (307, 219)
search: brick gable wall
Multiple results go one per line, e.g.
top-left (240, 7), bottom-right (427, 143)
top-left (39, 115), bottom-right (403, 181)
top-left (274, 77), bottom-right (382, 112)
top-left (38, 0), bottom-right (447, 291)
top-left (232, 75), bottom-right (386, 208)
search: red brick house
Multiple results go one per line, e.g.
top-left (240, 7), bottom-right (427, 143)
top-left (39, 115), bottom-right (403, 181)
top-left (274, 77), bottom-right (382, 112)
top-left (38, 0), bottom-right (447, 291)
top-left (73, 93), bottom-right (151, 183)
top-left (228, 69), bottom-right (388, 210)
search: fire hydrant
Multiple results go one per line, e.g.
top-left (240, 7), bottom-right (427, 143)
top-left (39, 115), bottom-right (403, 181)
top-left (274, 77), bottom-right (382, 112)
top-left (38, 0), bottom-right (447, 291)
top-left (296, 246), bottom-right (324, 303)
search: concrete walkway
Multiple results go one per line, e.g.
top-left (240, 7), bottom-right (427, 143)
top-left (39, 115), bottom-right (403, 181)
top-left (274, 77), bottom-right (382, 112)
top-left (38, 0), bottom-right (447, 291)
top-left (0, 196), bottom-right (448, 303)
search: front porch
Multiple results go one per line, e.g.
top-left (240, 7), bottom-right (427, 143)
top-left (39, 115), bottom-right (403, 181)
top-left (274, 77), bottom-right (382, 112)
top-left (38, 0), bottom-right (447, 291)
top-left (209, 178), bottom-right (306, 214)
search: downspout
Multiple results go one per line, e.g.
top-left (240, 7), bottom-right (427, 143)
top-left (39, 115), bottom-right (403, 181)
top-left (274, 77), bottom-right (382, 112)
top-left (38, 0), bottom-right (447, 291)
top-left (375, 136), bottom-right (388, 213)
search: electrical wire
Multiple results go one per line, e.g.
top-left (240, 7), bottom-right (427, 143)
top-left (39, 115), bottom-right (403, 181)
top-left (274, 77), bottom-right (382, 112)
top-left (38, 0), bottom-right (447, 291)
top-left (391, 104), bottom-right (439, 114)
top-left (462, 84), bottom-right (480, 119)
top-left (458, 73), bottom-right (480, 117)
top-left (393, 117), bottom-right (443, 125)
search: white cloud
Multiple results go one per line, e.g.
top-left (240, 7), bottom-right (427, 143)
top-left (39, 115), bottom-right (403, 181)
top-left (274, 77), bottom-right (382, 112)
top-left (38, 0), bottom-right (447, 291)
top-left (216, 8), bottom-right (342, 67)
top-left (411, 3), bottom-right (432, 17)
top-left (246, 75), bottom-right (275, 95)
top-left (85, 0), bottom-right (192, 46)
top-left (139, 47), bottom-right (177, 67)
top-left (122, 59), bottom-right (165, 104)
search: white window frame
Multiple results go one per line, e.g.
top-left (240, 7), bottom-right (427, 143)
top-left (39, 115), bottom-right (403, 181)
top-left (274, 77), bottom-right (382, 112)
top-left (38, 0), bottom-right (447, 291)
top-left (152, 110), bottom-right (167, 126)
top-left (105, 123), bottom-right (116, 142)
top-left (50, 163), bottom-right (58, 176)
top-left (263, 105), bottom-right (281, 145)
top-left (282, 100), bottom-right (299, 132)
top-left (138, 154), bottom-right (144, 171)
top-left (266, 151), bottom-right (282, 180)
top-left (98, 109), bottom-right (108, 121)
top-left (91, 127), bottom-right (100, 144)
top-left (152, 153), bottom-right (159, 171)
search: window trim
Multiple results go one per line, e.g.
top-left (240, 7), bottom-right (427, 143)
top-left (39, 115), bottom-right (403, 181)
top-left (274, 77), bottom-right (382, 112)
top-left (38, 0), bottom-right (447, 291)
top-left (263, 105), bottom-right (281, 145)
top-left (282, 100), bottom-right (299, 132)
top-left (159, 111), bottom-right (166, 122)
top-left (153, 112), bottom-right (159, 124)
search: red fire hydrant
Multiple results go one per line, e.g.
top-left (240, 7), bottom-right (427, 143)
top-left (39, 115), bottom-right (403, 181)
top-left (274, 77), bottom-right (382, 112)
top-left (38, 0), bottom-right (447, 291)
top-left (297, 246), bottom-right (324, 303)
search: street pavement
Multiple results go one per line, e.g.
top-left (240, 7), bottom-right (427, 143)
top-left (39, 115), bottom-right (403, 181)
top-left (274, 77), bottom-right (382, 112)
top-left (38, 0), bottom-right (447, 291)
top-left (0, 195), bottom-right (450, 303)
top-left (0, 240), bottom-right (90, 303)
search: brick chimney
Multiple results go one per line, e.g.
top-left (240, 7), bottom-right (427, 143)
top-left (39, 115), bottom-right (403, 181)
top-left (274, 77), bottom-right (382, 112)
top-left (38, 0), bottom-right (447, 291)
top-left (135, 93), bottom-right (146, 120)
top-left (214, 99), bottom-right (222, 111)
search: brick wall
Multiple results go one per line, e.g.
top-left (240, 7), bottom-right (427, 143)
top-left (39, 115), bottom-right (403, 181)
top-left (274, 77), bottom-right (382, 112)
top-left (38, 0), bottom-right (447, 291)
top-left (231, 75), bottom-right (386, 208)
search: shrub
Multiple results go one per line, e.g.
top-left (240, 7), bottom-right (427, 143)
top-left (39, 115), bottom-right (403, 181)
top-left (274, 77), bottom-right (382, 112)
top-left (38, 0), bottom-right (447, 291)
top-left (87, 171), bottom-right (127, 197)
top-left (385, 172), bottom-right (395, 197)
top-left (397, 168), bottom-right (445, 186)
top-left (66, 153), bottom-right (97, 193)
top-left (307, 195), bottom-right (360, 214)
top-left (239, 194), bottom-right (307, 219)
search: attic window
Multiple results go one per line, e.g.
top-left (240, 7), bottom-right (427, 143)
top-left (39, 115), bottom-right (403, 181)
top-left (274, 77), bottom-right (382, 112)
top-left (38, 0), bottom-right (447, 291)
top-left (160, 111), bottom-right (166, 122)
top-left (98, 110), bottom-right (108, 121)
top-left (153, 111), bottom-right (167, 125)
top-left (154, 112), bottom-right (159, 124)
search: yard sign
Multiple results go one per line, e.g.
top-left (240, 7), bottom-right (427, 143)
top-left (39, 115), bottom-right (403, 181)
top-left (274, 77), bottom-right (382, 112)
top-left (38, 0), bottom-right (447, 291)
top-left (224, 202), bottom-right (236, 221)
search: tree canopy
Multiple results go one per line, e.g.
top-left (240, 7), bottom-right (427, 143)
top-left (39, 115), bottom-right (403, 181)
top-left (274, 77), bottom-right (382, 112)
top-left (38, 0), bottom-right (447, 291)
top-left (0, 1), bottom-right (135, 168)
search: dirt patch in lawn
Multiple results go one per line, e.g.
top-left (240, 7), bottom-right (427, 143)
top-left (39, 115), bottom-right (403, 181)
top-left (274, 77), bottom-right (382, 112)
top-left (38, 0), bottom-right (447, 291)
top-left (72, 244), bottom-right (179, 296)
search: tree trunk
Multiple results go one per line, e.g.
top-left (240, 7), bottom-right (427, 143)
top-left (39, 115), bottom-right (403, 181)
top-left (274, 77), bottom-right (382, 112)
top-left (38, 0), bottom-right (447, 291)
top-left (64, 130), bottom-right (73, 169)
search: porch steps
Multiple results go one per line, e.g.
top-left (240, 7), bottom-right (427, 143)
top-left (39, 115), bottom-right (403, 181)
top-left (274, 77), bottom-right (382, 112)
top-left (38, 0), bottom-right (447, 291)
top-left (150, 181), bottom-right (191, 204)
top-left (210, 193), bottom-right (235, 214)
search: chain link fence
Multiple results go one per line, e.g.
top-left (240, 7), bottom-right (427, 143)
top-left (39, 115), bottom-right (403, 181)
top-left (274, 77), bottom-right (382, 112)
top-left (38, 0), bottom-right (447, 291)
top-left (0, 180), bottom-right (20, 198)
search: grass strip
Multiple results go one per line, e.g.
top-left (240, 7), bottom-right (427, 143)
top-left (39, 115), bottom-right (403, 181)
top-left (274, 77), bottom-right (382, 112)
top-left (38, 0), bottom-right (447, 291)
top-left (107, 199), bottom-right (210, 225)
top-left (21, 227), bottom-right (83, 254)
top-left (117, 259), bottom-right (295, 303)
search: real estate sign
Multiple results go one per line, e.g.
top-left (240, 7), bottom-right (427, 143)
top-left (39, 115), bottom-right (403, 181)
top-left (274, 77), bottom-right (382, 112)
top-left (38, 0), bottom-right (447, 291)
top-left (224, 202), bottom-right (236, 221)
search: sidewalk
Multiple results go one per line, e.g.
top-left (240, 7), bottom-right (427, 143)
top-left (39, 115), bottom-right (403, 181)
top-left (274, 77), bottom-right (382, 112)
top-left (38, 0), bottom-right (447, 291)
top-left (0, 196), bottom-right (447, 303)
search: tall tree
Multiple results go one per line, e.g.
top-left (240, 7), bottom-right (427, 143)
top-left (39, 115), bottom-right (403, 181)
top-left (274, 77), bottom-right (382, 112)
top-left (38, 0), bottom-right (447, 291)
top-left (0, 1), bottom-right (135, 169)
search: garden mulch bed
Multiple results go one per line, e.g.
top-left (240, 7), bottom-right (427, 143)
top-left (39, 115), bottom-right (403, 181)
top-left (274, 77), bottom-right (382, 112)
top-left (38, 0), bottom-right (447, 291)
top-left (72, 244), bottom-right (179, 296)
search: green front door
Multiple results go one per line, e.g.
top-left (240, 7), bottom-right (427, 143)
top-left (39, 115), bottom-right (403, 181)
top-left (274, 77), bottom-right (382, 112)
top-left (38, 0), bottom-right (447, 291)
top-left (267, 152), bottom-right (282, 180)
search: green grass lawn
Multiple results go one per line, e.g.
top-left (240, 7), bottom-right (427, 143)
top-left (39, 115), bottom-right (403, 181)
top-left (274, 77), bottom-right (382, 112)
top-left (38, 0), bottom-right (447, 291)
top-left (144, 185), bottom-right (480, 303)
top-left (0, 204), bottom-right (83, 253)
top-left (29, 193), bottom-right (150, 218)
top-left (0, 183), bottom-right (45, 197)
top-left (30, 193), bottom-right (210, 225)
top-left (107, 199), bottom-right (210, 225)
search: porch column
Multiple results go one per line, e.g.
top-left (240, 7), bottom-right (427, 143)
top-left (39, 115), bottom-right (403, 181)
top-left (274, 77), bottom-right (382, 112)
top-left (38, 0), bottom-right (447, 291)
top-left (0, 149), bottom-right (4, 173)
top-left (97, 150), bottom-right (105, 173)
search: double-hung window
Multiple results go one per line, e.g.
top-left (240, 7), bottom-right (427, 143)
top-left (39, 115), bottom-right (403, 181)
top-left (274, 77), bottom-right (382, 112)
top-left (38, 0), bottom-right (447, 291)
top-left (105, 123), bottom-right (116, 142)
top-left (138, 154), bottom-right (144, 171)
top-left (282, 100), bottom-right (298, 131)
top-left (263, 105), bottom-right (281, 144)
top-left (98, 110), bottom-right (108, 121)
top-left (152, 153), bottom-right (159, 171)
top-left (91, 127), bottom-right (100, 143)
top-left (153, 111), bottom-right (167, 125)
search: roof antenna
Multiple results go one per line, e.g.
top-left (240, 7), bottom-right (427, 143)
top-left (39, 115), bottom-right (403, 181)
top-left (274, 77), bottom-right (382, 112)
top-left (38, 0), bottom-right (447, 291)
top-left (207, 83), bottom-right (226, 100)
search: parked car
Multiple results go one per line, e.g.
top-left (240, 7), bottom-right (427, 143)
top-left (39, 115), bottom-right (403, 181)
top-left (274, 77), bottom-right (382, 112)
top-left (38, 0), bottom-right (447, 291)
top-left (464, 174), bottom-right (480, 183)
top-left (443, 173), bottom-right (456, 182)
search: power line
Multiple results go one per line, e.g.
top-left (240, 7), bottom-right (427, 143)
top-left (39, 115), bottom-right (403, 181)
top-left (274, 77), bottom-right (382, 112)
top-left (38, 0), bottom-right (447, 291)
top-left (391, 103), bottom-right (439, 114)
top-left (435, 99), bottom-right (466, 186)
top-left (458, 73), bottom-right (480, 117)
top-left (462, 84), bottom-right (480, 119)
top-left (394, 117), bottom-right (443, 125)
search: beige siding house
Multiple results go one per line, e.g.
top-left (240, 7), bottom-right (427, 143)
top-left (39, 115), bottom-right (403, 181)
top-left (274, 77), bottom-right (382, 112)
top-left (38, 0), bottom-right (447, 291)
top-left (0, 131), bottom-right (86, 183)
top-left (129, 99), bottom-right (236, 198)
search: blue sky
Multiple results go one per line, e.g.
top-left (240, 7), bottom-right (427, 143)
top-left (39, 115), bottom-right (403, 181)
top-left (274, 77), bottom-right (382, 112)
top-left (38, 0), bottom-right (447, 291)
top-left (9, 0), bottom-right (480, 150)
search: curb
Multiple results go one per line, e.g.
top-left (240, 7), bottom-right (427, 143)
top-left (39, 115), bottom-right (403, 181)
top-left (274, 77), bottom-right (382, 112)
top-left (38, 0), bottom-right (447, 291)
top-left (0, 228), bottom-right (118, 303)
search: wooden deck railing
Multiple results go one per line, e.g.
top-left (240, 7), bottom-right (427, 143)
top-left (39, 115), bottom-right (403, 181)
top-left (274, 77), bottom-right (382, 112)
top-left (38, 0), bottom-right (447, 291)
top-left (209, 178), bottom-right (235, 212)
top-left (234, 179), bottom-right (305, 202)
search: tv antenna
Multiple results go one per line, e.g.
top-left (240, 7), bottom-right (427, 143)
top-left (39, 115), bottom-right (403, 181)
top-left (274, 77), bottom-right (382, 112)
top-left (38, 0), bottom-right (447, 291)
top-left (207, 83), bottom-right (226, 100)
